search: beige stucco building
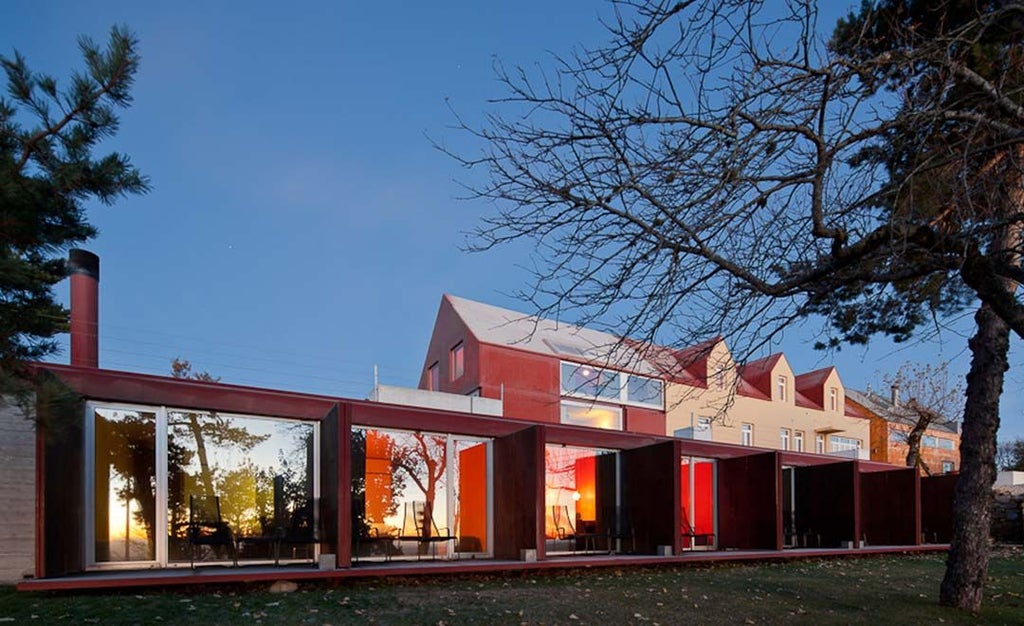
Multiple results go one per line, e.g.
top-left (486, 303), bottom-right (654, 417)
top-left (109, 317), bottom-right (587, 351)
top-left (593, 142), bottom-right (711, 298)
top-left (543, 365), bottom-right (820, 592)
top-left (665, 339), bottom-right (870, 459)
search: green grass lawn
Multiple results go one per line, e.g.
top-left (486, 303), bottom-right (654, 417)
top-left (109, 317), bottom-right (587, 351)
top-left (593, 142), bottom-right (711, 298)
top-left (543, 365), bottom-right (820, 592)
top-left (2, 549), bottom-right (1022, 625)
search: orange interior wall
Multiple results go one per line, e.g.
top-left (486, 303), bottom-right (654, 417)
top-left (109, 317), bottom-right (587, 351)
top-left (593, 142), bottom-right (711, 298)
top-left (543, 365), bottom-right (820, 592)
top-left (458, 443), bottom-right (488, 551)
top-left (574, 456), bottom-right (597, 521)
top-left (364, 431), bottom-right (393, 526)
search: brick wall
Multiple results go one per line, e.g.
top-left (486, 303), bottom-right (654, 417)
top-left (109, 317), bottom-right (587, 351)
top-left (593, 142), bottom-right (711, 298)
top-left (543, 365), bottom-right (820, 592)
top-left (0, 396), bottom-right (36, 583)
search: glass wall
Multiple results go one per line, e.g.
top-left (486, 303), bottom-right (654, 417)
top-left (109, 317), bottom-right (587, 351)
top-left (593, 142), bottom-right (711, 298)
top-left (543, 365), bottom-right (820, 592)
top-left (87, 403), bottom-right (318, 568)
top-left (167, 412), bottom-right (315, 563)
top-left (560, 401), bottom-right (622, 430)
top-left (544, 445), bottom-right (618, 554)
top-left (680, 456), bottom-right (716, 549)
top-left (92, 407), bottom-right (157, 563)
top-left (350, 427), bottom-right (491, 561)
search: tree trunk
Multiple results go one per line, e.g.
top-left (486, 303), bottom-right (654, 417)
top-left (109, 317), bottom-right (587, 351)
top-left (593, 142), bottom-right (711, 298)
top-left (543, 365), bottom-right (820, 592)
top-left (939, 303), bottom-right (1008, 610)
top-left (905, 425), bottom-right (929, 475)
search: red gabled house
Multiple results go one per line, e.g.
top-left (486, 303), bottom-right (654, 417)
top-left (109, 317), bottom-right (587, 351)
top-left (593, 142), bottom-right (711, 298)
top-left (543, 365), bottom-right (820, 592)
top-left (418, 295), bottom-right (667, 434)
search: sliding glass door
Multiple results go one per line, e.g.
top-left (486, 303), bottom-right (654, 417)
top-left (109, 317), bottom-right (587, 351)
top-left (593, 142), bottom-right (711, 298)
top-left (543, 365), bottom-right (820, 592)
top-left (86, 402), bottom-right (318, 569)
top-left (90, 407), bottom-right (158, 564)
top-left (351, 427), bottom-right (492, 561)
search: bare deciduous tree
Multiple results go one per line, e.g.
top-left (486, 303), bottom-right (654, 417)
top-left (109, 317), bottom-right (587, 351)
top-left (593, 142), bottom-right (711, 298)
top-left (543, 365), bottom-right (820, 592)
top-left (878, 362), bottom-right (963, 474)
top-left (448, 0), bottom-right (1023, 611)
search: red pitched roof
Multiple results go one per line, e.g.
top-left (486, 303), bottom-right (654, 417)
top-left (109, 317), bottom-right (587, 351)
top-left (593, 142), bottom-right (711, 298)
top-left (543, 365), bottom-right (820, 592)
top-left (736, 353), bottom-right (783, 398)
top-left (795, 366), bottom-right (836, 410)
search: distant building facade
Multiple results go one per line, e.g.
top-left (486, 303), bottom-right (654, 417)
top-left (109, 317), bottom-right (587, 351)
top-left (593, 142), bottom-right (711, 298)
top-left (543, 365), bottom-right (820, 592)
top-left (846, 388), bottom-right (960, 474)
top-left (420, 295), bottom-right (870, 458)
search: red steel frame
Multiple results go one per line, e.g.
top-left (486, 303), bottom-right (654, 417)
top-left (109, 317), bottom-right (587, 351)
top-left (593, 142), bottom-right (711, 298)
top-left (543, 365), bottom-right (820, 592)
top-left (28, 363), bottom-right (947, 586)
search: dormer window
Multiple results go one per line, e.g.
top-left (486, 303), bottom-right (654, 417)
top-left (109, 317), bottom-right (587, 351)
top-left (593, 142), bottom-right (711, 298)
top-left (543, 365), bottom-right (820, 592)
top-left (829, 387), bottom-right (838, 411)
top-left (777, 375), bottom-right (787, 402)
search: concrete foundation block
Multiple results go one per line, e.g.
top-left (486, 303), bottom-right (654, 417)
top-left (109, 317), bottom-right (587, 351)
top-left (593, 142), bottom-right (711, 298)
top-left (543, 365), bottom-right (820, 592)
top-left (520, 549), bottom-right (538, 562)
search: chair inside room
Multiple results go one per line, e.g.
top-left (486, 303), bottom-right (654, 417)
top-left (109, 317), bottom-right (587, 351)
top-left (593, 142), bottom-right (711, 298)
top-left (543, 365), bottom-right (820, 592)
top-left (680, 508), bottom-right (716, 551)
top-left (188, 494), bottom-right (236, 569)
top-left (398, 500), bottom-right (455, 560)
top-left (552, 505), bottom-right (575, 542)
top-left (276, 497), bottom-right (320, 565)
top-left (553, 504), bottom-right (600, 553)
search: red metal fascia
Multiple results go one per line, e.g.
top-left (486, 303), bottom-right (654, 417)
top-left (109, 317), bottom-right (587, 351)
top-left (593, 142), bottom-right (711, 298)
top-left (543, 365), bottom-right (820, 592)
top-left (347, 399), bottom-right (525, 438)
top-left (33, 364), bottom-right (336, 420)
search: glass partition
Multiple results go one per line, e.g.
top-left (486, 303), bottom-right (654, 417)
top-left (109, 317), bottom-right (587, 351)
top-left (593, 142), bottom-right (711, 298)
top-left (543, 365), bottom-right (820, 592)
top-left (86, 402), bottom-right (318, 569)
top-left (544, 445), bottom-right (618, 554)
top-left (92, 407), bottom-right (157, 563)
top-left (351, 427), bottom-right (491, 562)
top-left (167, 412), bottom-right (316, 563)
top-left (680, 456), bottom-right (716, 549)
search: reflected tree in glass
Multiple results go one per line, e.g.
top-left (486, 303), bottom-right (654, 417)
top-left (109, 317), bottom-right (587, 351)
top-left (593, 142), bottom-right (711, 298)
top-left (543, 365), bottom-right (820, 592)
top-left (94, 409), bottom-right (157, 562)
top-left (391, 433), bottom-right (447, 540)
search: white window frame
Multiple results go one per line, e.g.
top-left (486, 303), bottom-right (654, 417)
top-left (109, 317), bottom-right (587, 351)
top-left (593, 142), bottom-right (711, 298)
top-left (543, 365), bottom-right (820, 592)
top-left (830, 436), bottom-right (862, 452)
top-left (780, 428), bottom-right (790, 451)
top-left (741, 423), bottom-right (753, 446)
top-left (777, 375), bottom-right (787, 402)
top-left (829, 387), bottom-right (838, 411)
top-left (560, 361), bottom-right (664, 410)
top-left (815, 434), bottom-right (825, 454)
top-left (793, 430), bottom-right (804, 452)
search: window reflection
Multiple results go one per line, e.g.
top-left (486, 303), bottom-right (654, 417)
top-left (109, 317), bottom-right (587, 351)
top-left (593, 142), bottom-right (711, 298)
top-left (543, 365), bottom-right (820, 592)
top-left (166, 412), bottom-right (315, 563)
top-left (544, 445), bottom-right (618, 553)
top-left (93, 408), bottom-right (157, 562)
top-left (351, 428), bottom-right (489, 561)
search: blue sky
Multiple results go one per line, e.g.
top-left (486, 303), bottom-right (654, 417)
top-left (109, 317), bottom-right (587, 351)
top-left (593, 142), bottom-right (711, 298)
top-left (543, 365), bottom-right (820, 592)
top-left (4, 1), bottom-right (1021, 440)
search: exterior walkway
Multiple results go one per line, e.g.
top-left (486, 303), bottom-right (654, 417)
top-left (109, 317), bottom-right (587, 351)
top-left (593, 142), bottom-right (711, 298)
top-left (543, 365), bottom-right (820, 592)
top-left (17, 544), bottom-right (949, 592)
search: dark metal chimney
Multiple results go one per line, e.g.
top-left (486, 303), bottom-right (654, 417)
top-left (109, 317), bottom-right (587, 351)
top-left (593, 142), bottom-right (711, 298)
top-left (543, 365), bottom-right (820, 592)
top-left (68, 249), bottom-right (99, 368)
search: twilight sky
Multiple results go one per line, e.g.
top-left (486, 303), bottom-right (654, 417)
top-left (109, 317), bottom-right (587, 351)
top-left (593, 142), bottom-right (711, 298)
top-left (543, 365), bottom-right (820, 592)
top-left (4, 0), bottom-right (1021, 440)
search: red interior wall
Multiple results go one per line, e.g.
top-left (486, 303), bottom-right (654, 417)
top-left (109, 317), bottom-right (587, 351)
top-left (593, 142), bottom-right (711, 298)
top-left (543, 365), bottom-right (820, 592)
top-left (694, 462), bottom-right (714, 535)
top-left (680, 460), bottom-right (715, 547)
